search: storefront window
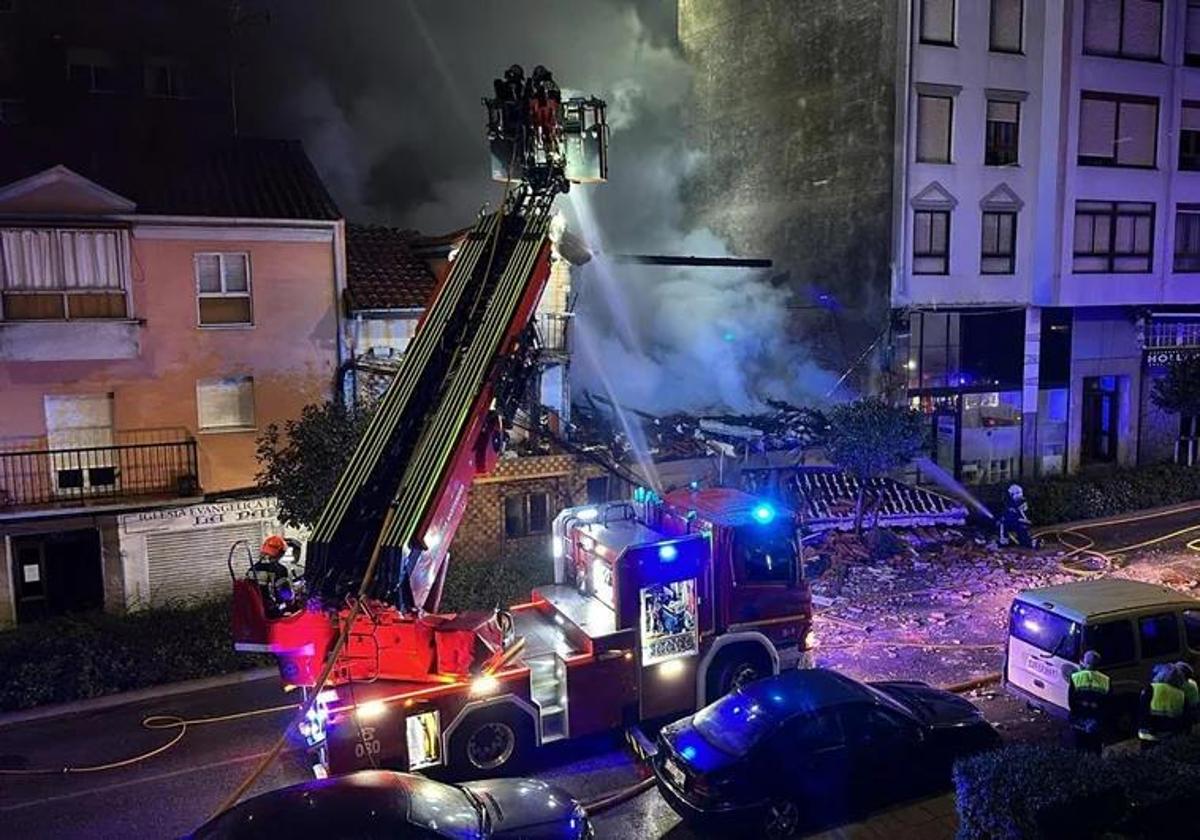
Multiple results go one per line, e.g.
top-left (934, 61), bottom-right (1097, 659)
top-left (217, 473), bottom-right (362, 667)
top-left (959, 391), bottom-right (1022, 484)
top-left (1036, 388), bottom-right (1068, 476)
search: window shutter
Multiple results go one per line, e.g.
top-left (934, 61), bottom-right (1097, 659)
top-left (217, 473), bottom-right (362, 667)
top-left (1188, 4), bottom-right (1200, 55)
top-left (1117, 101), bottom-right (1157, 166)
top-left (1079, 98), bottom-right (1116, 159)
top-left (222, 254), bottom-right (249, 292)
top-left (196, 254), bottom-right (221, 293)
top-left (1122, 0), bottom-right (1162, 58)
top-left (991, 0), bottom-right (1022, 50)
top-left (1184, 104), bottom-right (1200, 132)
top-left (917, 96), bottom-right (951, 162)
top-left (197, 378), bottom-right (254, 429)
top-left (921, 0), bottom-right (954, 42)
top-left (1084, 0), bottom-right (1121, 53)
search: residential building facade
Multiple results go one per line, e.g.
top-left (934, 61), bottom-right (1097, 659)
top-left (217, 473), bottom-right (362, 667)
top-left (893, 0), bottom-right (1200, 484)
top-left (0, 148), bottom-right (344, 626)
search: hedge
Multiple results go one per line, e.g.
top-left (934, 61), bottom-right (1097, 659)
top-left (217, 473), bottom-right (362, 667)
top-left (954, 740), bottom-right (1200, 839)
top-left (439, 546), bottom-right (554, 614)
top-left (977, 463), bottom-right (1200, 526)
top-left (0, 598), bottom-right (270, 712)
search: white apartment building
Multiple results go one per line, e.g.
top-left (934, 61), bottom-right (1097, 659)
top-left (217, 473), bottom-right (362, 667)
top-left (892, 0), bottom-right (1200, 484)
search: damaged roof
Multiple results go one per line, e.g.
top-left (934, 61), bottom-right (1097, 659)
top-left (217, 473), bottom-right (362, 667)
top-left (345, 224), bottom-right (439, 311)
top-left (788, 468), bottom-right (967, 531)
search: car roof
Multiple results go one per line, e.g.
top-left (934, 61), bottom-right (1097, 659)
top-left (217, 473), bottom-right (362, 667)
top-left (1017, 579), bottom-right (1199, 622)
top-left (743, 667), bottom-right (877, 715)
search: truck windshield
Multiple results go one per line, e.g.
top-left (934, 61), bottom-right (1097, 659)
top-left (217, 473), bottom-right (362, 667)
top-left (736, 529), bottom-right (797, 584)
top-left (1010, 601), bottom-right (1080, 661)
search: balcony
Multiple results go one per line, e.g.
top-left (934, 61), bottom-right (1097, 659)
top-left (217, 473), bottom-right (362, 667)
top-left (0, 437), bottom-right (200, 515)
top-left (536, 311), bottom-right (572, 357)
top-left (0, 319), bottom-right (142, 362)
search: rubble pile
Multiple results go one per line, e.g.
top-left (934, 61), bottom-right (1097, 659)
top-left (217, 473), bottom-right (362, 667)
top-left (790, 468), bottom-right (967, 531)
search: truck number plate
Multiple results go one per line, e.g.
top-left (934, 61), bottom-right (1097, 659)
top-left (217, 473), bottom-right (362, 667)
top-left (665, 758), bottom-right (685, 790)
top-left (1025, 655), bottom-right (1058, 679)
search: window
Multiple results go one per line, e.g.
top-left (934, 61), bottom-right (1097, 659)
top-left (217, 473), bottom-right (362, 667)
top-left (197, 377), bottom-right (255, 431)
top-left (1188, 1), bottom-right (1200, 66)
top-left (196, 253), bottom-right (252, 326)
top-left (990, 0), bottom-right (1023, 52)
top-left (913, 210), bottom-right (950, 274)
top-left (920, 0), bottom-right (955, 45)
top-left (1083, 0), bottom-right (1162, 60)
top-left (1184, 610), bottom-right (1200, 649)
top-left (1180, 103), bottom-right (1200, 171)
top-left (1078, 93), bottom-right (1157, 168)
top-left (1010, 602), bottom-right (1081, 659)
top-left (1175, 205), bottom-right (1200, 272)
top-left (981, 212), bottom-right (1016, 274)
top-left (145, 58), bottom-right (186, 98)
top-left (1139, 613), bottom-right (1180, 658)
top-left (0, 228), bottom-right (129, 320)
top-left (586, 476), bottom-right (609, 505)
top-left (503, 491), bottom-right (550, 538)
top-left (985, 100), bottom-right (1020, 165)
top-left (737, 533), bottom-right (796, 583)
top-left (916, 94), bottom-right (953, 163)
top-left (66, 48), bottom-right (116, 93)
top-left (1084, 619), bottom-right (1136, 665)
top-left (1073, 201), bottom-right (1154, 272)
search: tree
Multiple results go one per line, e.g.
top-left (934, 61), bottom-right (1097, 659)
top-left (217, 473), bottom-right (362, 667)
top-left (824, 397), bottom-right (927, 534)
top-left (1151, 356), bottom-right (1200, 419)
top-left (256, 400), bottom-right (375, 527)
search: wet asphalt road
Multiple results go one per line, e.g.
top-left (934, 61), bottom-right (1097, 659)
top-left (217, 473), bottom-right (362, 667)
top-left (0, 672), bottom-right (1062, 840)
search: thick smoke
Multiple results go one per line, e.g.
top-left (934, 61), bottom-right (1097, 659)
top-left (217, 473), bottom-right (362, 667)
top-left (241, 0), bottom-right (837, 413)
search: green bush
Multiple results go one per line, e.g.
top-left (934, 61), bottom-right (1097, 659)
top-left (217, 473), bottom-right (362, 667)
top-left (0, 598), bottom-right (269, 712)
top-left (953, 744), bottom-right (1120, 840)
top-left (439, 545), bottom-right (554, 614)
top-left (955, 739), bottom-right (1200, 839)
top-left (978, 464), bottom-right (1200, 525)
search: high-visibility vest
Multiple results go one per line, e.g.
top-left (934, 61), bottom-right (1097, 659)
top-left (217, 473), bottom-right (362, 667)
top-left (1071, 668), bottom-right (1111, 694)
top-left (1150, 682), bottom-right (1186, 719)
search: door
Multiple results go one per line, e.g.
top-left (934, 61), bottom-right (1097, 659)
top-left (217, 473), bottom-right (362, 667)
top-left (1081, 377), bottom-right (1118, 464)
top-left (11, 529), bottom-right (104, 622)
top-left (44, 394), bottom-right (116, 496)
top-left (840, 707), bottom-right (926, 804)
top-left (772, 711), bottom-right (852, 818)
top-left (933, 407), bottom-right (959, 479)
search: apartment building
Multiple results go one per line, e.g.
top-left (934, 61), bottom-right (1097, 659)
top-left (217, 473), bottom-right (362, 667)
top-left (892, 0), bottom-right (1200, 484)
top-left (0, 146), bottom-right (344, 626)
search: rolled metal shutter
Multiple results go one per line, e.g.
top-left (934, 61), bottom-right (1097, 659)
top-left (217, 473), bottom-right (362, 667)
top-left (146, 522), bottom-right (270, 605)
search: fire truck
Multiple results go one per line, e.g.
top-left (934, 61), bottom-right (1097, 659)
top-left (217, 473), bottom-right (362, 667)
top-left (230, 66), bottom-right (813, 779)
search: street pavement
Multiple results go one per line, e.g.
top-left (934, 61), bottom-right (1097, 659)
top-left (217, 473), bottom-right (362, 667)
top-left (0, 672), bottom-right (1061, 839)
top-left (7, 505), bottom-right (1192, 839)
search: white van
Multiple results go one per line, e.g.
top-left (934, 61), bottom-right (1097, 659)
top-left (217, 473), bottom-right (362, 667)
top-left (1005, 579), bottom-right (1200, 723)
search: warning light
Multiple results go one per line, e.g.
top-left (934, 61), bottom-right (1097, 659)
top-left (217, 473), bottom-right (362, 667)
top-left (356, 700), bottom-right (387, 721)
top-left (658, 544), bottom-right (678, 562)
top-left (470, 675), bottom-right (499, 696)
top-left (751, 503), bottom-right (775, 524)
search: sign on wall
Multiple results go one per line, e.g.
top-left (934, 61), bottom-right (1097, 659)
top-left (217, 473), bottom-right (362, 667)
top-left (639, 578), bottom-right (699, 665)
top-left (119, 496), bottom-right (279, 534)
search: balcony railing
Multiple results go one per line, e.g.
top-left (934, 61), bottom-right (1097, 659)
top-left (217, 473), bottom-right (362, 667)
top-left (1146, 320), bottom-right (1200, 349)
top-left (0, 439), bottom-right (200, 512)
top-left (536, 311), bottom-right (572, 355)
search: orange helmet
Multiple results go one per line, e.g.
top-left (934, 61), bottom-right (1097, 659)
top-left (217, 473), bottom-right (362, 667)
top-left (260, 534), bottom-right (287, 559)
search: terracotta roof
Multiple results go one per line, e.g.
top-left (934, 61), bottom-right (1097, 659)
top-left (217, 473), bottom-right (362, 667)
top-left (0, 137), bottom-right (340, 221)
top-left (345, 224), bottom-right (438, 311)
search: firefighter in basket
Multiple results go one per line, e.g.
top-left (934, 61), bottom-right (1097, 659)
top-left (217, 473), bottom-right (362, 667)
top-left (250, 535), bottom-right (302, 618)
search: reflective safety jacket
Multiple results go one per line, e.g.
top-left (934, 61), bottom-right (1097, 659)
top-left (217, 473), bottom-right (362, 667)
top-left (1139, 682), bottom-right (1187, 740)
top-left (1068, 668), bottom-right (1110, 729)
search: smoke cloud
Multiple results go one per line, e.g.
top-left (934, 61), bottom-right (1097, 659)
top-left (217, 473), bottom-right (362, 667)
top-left (241, 0), bottom-right (838, 413)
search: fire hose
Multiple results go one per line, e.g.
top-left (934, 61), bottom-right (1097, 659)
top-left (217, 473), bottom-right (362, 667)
top-left (1035, 501), bottom-right (1200, 575)
top-left (0, 703), bottom-right (297, 776)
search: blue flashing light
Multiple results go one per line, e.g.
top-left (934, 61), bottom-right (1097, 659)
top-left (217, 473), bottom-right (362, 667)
top-left (722, 331), bottom-right (736, 342)
top-left (658, 544), bottom-right (678, 562)
top-left (680, 745), bottom-right (697, 761)
top-left (751, 503), bottom-right (775, 524)
top-left (689, 480), bottom-right (700, 491)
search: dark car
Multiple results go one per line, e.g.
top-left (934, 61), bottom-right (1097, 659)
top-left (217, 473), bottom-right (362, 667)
top-left (653, 668), bottom-right (1000, 838)
top-left (191, 770), bottom-right (591, 840)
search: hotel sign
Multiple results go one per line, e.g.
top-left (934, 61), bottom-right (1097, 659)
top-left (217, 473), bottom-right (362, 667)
top-left (119, 496), bottom-right (279, 534)
top-left (1145, 347), bottom-right (1200, 372)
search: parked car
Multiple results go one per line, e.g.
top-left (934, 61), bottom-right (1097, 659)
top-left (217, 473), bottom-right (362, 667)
top-left (191, 770), bottom-right (592, 839)
top-left (652, 667), bottom-right (1000, 838)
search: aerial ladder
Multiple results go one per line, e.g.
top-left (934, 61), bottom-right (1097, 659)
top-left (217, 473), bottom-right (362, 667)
top-left (229, 67), bottom-right (811, 780)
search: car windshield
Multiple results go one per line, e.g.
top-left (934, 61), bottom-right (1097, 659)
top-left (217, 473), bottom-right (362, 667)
top-left (692, 685), bottom-right (789, 755)
top-left (405, 777), bottom-right (484, 840)
top-left (1010, 601), bottom-right (1080, 660)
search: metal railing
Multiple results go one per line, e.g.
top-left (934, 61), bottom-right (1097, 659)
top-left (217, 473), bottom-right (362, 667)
top-left (1146, 320), bottom-right (1200, 349)
top-left (536, 311), bottom-right (572, 355)
top-left (0, 439), bottom-right (200, 511)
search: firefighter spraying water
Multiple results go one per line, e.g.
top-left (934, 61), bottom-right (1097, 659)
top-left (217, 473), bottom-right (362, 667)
top-left (227, 65), bottom-right (813, 780)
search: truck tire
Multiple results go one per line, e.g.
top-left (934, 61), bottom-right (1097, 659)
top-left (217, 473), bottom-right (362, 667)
top-left (448, 705), bottom-right (534, 779)
top-left (705, 644), bottom-right (773, 705)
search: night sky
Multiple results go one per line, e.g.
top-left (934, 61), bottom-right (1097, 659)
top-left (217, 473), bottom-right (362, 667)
top-left (239, 1), bottom-right (842, 413)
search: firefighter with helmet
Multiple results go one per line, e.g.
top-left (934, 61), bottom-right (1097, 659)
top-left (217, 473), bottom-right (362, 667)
top-left (999, 483), bottom-right (1036, 548)
top-left (250, 535), bottom-right (299, 617)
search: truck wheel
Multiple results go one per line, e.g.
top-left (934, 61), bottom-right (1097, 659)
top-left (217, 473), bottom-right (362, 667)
top-left (449, 706), bottom-right (533, 778)
top-left (705, 645), bottom-right (773, 705)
